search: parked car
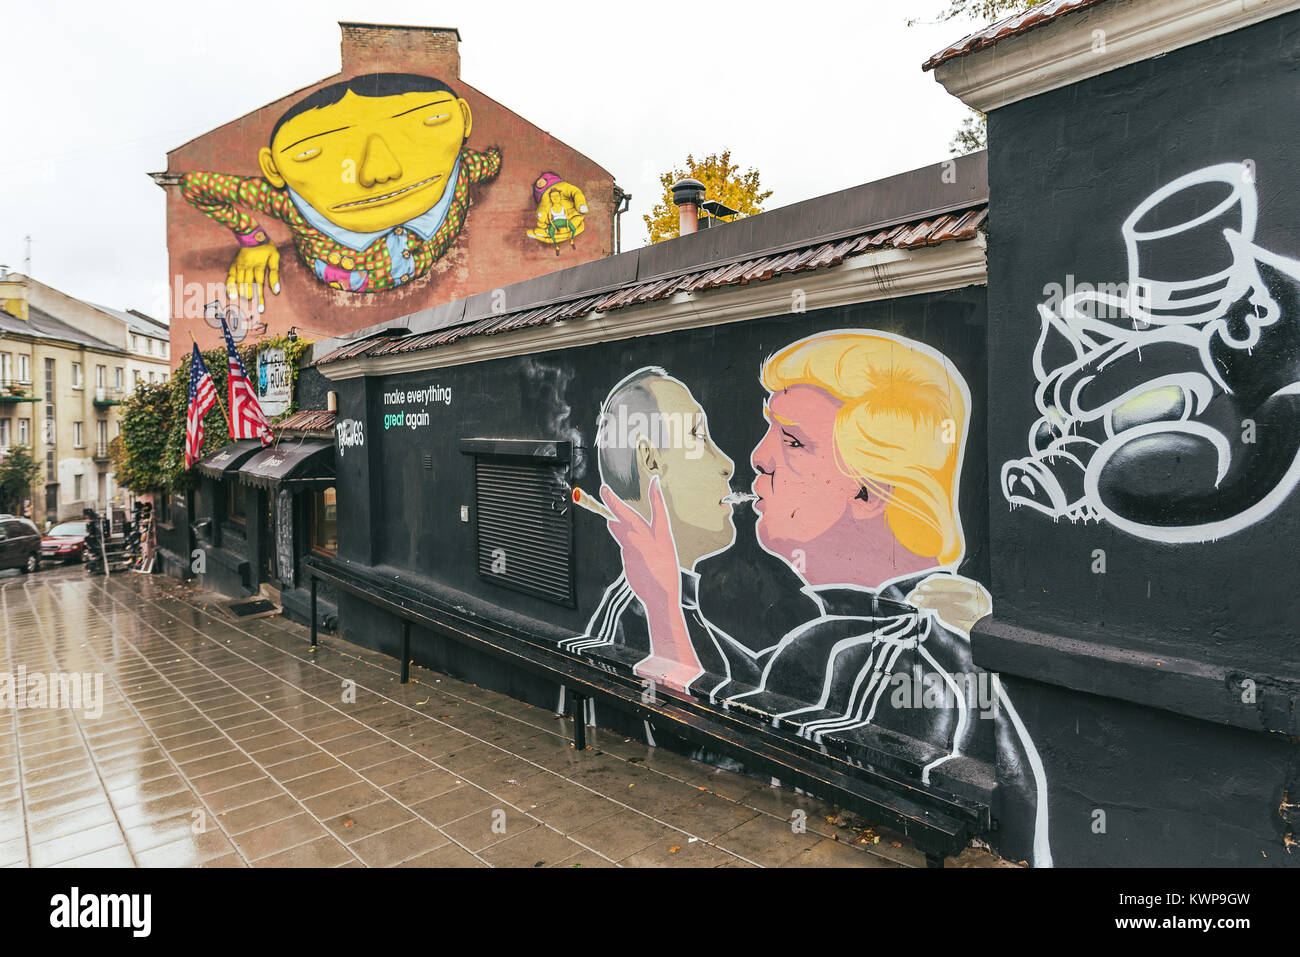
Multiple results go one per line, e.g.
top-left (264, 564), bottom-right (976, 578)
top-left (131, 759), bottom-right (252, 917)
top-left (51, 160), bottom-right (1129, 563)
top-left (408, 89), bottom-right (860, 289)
top-left (42, 520), bottom-right (91, 564)
top-left (0, 515), bottom-right (42, 573)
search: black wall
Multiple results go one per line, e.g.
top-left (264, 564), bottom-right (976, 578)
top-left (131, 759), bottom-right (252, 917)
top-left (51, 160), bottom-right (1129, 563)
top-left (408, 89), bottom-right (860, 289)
top-left (331, 289), bottom-right (988, 655)
top-left (981, 13), bottom-right (1300, 865)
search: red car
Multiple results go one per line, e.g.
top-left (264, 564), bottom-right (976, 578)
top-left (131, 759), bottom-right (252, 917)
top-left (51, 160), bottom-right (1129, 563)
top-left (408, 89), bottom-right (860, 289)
top-left (42, 520), bottom-right (90, 564)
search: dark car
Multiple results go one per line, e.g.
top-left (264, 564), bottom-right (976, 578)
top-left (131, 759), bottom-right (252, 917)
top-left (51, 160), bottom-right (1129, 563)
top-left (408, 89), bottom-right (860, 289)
top-left (0, 515), bottom-right (42, 573)
top-left (42, 520), bottom-right (90, 564)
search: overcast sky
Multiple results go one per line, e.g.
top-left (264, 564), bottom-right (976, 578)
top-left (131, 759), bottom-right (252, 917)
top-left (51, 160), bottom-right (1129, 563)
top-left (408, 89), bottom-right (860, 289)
top-left (0, 0), bottom-right (982, 321)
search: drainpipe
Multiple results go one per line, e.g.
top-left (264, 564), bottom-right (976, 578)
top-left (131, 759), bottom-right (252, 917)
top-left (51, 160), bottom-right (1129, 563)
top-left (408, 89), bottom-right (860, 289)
top-left (671, 178), bottom-right (705, 236)
top-left (612, 184), bottom-right (632, 254)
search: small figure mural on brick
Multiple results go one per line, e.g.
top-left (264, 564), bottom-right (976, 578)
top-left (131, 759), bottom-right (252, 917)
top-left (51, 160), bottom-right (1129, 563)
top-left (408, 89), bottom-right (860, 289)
top-left (180, 72), bottom-right (502, 311)
top-left (525, 172), bottom-right (588, 252)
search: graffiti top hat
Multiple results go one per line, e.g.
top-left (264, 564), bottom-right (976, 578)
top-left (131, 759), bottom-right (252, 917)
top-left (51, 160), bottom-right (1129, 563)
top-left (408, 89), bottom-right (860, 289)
top-left (1120, 162), bottom-right (1263, 326)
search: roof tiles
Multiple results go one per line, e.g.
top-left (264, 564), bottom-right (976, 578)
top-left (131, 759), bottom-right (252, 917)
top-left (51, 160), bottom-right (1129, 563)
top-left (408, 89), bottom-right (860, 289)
top-left (922, 0), bottom-right (1112, 71)
top-left (316, 204), bottom-right (988, 366)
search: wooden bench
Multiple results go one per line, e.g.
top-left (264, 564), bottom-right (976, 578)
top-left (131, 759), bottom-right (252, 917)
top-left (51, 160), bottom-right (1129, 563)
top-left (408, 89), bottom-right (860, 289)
top-left (305, 556), bottom-right (990, 866)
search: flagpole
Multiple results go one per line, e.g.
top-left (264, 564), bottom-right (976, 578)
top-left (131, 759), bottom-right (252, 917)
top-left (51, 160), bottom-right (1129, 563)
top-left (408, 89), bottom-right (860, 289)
top-left (189, 329), bottom-right (233, 433)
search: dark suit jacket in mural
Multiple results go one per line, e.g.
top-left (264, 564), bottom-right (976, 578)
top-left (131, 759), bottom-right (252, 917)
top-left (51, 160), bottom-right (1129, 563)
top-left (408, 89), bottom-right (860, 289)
top-left (561, 569), bottom-right (1052, 866)
top-left (558, 570), bottom-right (765, 700)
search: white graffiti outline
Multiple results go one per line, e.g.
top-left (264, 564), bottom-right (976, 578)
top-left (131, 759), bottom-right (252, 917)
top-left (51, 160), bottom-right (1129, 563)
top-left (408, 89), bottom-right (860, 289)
top-left (1003, 162), bottom-right (1300, 543)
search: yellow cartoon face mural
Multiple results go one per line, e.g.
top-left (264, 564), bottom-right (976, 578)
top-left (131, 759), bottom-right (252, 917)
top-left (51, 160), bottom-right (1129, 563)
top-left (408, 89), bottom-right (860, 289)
top-left (263, 89), bottom-right (471, 234)
top-left (526, 172), bottom-right (587, 250)
top-left (179, 73), bottom-right (502, 310)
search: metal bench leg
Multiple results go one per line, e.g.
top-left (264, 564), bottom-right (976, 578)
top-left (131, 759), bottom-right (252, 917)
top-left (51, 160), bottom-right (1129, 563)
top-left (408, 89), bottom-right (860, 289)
top-left (310, 577), bottom-right (318, 648)
top-left (571, 692), bottom-right (587, 751)
top-left (400, 621), bottom-right (411, 684)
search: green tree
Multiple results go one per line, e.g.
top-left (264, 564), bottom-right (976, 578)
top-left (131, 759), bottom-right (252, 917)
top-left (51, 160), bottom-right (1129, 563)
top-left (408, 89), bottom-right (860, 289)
top-left (911, 0), bottom-right (1047, 154)
top-left (950, 109), bottom-right (988, 155)
top-left (643, 151), bottom-right (773, 244)
top-left (114, 333), bottom-right (312, 494)
top-left (111, 380), bottom-right (179, 494)
top-left (0, 445), bottom-right (41, 514)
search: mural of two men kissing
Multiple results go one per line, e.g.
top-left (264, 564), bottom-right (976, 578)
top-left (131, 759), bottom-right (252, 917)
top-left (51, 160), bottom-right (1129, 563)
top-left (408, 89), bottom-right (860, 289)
top-left (561, 329), bottom-right (1052, 866)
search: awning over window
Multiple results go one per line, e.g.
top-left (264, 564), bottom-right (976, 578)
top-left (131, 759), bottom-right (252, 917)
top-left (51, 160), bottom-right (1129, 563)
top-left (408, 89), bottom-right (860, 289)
top-left (195, 440), bottom-right (264, 480)
top-left (237, 439), bottom-right (335, 490)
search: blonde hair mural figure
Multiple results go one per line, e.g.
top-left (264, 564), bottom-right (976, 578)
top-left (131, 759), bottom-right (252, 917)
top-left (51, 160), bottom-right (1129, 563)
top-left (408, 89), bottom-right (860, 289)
top-left (759, 330), bottom-right (969, 569)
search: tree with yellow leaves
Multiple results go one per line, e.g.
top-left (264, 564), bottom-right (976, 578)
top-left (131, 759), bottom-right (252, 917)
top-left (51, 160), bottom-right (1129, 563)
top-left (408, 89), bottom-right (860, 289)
top-left (643, 151), bottom-right (773, 244)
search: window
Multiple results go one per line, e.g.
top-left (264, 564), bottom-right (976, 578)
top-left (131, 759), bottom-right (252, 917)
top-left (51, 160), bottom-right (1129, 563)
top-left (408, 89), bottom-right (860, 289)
top-left (74, 421), bottom-right (83, 448)
top-left (74, 474), bottom-right (83, 501)
top-left (0, 353), bottom-right (10, 385)
top-left (131, 335), bottom-right (139, 352)
top-left (72, 363), bottom-right (83, 389)
top-left (46, 450), bottom-right (54, 482)
top-left (311, 488), bottom-right (338, 555)
top-left (148, 371), bottom-right (156, 383)
top-left (463, 440), bottom-right (574, 606)
top-left (44, 359), bottom-right (55, 448)
top-left (114, 367), bottom-right (123, 388)
top-left (227, 481), bottom-right (246, 525)
top-left (0, 419), bottom-right (9, 448)
top-left (17, 354), bottom-right (29, 383)
top-left (134, 370), bottom-right (142, 385)
top-left (18, 418), bottom-right (29, 445)
top-left (96, 420), bottom-right (107, 455)
top-left (96, 365), bottom-right (106, 388)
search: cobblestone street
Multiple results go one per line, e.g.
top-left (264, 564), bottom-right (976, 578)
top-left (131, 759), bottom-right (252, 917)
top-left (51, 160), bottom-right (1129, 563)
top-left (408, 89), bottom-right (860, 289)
top-left (0, 566), bottom-right (1008, 868)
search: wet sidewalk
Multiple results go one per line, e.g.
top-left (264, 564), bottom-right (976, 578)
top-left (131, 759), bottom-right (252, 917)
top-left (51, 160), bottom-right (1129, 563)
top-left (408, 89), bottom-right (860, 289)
top-left (0, 566), bottom-right (1010, 868)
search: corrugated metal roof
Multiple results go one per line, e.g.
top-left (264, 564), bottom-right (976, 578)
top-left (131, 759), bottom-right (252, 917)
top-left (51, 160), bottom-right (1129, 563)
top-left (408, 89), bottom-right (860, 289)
top-left (274, 409), bottom-right (336, 435)
top-left (923, 0), bottom-right (1112, 71)
top-left (316, 204), bottom-right (988, 366)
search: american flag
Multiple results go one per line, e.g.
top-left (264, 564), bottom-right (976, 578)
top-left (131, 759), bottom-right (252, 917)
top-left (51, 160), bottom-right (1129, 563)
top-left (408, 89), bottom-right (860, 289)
top-left (220, 315), bottom-right (273, 445)
top-left (184, 344), bottom-right (218, 468)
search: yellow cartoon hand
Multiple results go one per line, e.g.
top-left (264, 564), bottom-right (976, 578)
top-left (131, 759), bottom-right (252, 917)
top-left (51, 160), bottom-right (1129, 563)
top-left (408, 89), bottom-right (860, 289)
top-left (226, 244), bottom-right (281, 314)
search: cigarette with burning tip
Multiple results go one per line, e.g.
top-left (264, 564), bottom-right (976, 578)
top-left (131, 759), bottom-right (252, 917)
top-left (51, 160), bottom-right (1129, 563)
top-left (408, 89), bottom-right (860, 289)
top-left (571, 487), bottom-right (616, 521)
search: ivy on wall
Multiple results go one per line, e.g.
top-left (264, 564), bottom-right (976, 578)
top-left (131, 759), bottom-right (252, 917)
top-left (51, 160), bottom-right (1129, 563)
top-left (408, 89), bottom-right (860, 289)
top-left (113, 335), bottom-right (313, 494)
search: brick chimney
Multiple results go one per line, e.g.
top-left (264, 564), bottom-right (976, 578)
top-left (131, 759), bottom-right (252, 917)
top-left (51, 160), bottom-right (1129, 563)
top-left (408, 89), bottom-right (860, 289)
top-left (0, 269), bottom-right (28, 321)
top-left (339, 22), bottom-right (462, 80)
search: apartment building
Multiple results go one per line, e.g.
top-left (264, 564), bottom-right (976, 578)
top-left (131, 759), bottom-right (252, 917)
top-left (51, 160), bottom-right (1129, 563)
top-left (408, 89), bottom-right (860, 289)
top-left (0, 270), bottom-right (171, 524)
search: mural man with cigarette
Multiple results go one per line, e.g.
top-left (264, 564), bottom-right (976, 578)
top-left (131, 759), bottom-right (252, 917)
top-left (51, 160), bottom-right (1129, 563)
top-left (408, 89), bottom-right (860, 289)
top-left (561, 368), bottom-right (764, 694)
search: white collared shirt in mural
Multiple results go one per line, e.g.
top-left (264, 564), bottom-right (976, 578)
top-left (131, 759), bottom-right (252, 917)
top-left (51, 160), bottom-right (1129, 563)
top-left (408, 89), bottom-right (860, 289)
top-left (561, 570), bottom-right (1052, 867)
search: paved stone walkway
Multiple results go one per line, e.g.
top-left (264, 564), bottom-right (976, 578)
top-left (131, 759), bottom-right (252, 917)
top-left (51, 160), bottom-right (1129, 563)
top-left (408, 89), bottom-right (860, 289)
top-left (0, 566), bottom-right (1010, 868)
